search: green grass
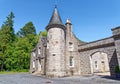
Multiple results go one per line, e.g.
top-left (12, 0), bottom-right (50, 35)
top-left (0, 71), bottom-right (29, 74)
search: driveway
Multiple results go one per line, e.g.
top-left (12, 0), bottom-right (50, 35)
top-left (0, 73), bottom-right (120, 84)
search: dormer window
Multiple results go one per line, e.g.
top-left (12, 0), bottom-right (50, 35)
top-left (69, 42), bottom-right (73, 45)
top-left (69, 42), bottom-right (74, 51)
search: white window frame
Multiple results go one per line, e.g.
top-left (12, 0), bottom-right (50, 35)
top-left (38, 47), bottom-right (41, 54)
top-left (68, 42), bottom-right (74, 51)
top-left (33, 52), bottom-right (36, 57)
top-left (47, 40), bottom-right (49, 49)
top-left (33, 61), bottom-right (35, 68)
top-left (95, 61), bottom-right (98, 69)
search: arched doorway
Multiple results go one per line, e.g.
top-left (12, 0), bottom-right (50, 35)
top-left (90, 52), bottom-right (110, 76)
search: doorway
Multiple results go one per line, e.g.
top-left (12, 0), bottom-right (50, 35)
top-left (90, 52), bottom-right (110, 76)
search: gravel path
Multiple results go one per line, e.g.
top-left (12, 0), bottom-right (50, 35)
top-left (0, 73), bottom-right (120, 84)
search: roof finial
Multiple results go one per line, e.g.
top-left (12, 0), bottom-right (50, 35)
top-left (66, 18), bottom-right (71, 24)
top-left (55, 4), bottom-right (57, 8)
top-left (48, 4), bottom-right (63, 25)
top-left (54, 0), bottom-right (58, 8)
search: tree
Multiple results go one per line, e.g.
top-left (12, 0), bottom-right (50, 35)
top-left (17, 22), bottom-right (37, 47)
top-left (0, 12), bottom-right (38, 72)
top-left (0, 12), bottom-right (15, 44)
top-left (39, 30), bottom-right (47, 37)
top-left (0, 12), bottom-right (15, 71)
top-left (15, 22), bottom-right (38, 71)
top-left (17, 22), bottom-right (36, 37)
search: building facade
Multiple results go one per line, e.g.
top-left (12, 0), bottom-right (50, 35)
top-left (30, 6), bottom-right (120, 77)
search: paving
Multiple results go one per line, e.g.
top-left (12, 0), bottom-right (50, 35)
top-left (0, 73), bottom-right (120, 84)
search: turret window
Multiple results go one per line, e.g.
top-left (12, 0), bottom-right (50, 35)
top-left (53, 54), bottom-right (56, 56)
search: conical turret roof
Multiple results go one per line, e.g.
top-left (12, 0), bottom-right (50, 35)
top-left (48, 6), bottom-right (63, 25)
top-left (46, 6), bottom-right (66, 30)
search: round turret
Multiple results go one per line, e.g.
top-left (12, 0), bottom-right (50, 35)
top-left (45, 6), bottom-right (66, 77)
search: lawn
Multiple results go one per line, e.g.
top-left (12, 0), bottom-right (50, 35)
top-left (0, 71), bottom-right (28, 74)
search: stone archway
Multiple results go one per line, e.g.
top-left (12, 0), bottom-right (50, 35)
top-left (90, 51), bottom-right (110, 76)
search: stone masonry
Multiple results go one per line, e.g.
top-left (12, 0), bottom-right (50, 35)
top-left (30, 6), bottom-right (120, 78)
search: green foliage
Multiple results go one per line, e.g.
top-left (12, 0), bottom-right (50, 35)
top-left (0, 12), bottom-right (15, 71)
top-left (17, 22), bottom-right (36, 37)
top-left (0, 12), bottom-right (15, 44)
top-left (115, 66), bottom-right (120, 73)
top-left (0, 12), bottom-right (38, 72)
top-left (39, 30), bottom-right (47, 37)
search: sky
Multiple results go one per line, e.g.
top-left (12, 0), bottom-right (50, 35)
top-left (0, 0), bottom-right (120, 42)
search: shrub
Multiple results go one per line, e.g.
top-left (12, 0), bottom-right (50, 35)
top-left (115, 66), bottom-right (120, 73)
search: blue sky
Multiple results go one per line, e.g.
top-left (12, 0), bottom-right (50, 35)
top-left (0, 0), bottom-right (120, 42)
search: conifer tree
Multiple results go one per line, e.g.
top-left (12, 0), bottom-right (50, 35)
top-left (0, 12), bottom-right (15, 70)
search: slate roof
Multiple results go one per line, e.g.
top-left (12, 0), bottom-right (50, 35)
top-left (48, 6), bottom-right (63, 25)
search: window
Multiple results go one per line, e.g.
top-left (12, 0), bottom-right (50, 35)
top-left (95, 61), bottom-right (98, 68)
top-left (69, 42), bottom-right (74, 51)
top-left (69, 56), bottom-right (74, 67)
top-left (38, 47), bottom-right (41, 54)
top-left (47, 40), bottom-right (49, 49)
top-left (69, 42), bottom-right (73, 45)
top-left (33, 52), bottom-right (36, 57)
top-left (101, 61), bottom-right (104, 63)
top-left (33, 61), bottom-right (35, 68)
top-left (53, 54), bottom-right (56, 56)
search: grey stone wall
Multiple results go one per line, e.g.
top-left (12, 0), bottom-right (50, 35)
top-left (30, 16), bottom-right (120, 78)
top-left (30, 36), bottom-right (47, 75)
top-left (112, 27), bottom-right (120, 68)
top-left (78, 37), bottom-right (114, 51)
top-left (79, 45), bottom-right (118, 76)
top-left (46, 28), bottom-right (66, 77)
top-left (30, 49), bottom-right (36, 73)
top-left (78, 33), bottom-right (120, 77)
top-left (65, 20), bottom-right (84, 76)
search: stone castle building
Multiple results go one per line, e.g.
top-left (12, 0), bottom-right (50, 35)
top-left (30, 6), bottom-right (120, 77)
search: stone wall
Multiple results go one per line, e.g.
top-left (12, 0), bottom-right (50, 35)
top-left (46, 28), bottom-right (66, 77)
top-left (78, 37), bottom-right (118, 77)
top-left (30, 36), bottom-right (47, 75)
top-left (91, 52), bottom-right (110, 73)
top-left (112, 27), bottom-right (120, 68)
top-left (65, 21), bottom-right (84, 76)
